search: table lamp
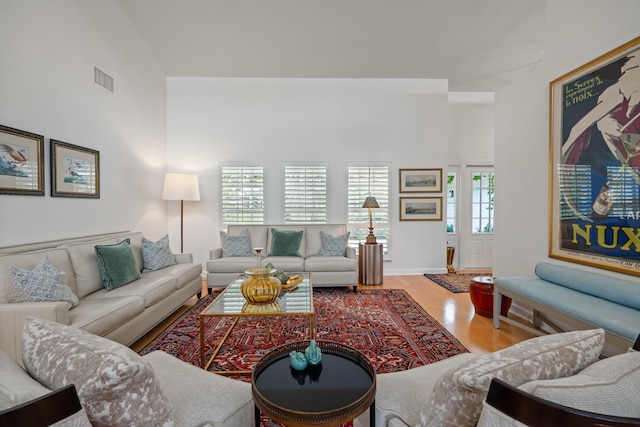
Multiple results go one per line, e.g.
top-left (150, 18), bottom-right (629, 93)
top-left (362, 196), bottom-right (379, 244)
top-left (162, 173), bottom-right (200, 253)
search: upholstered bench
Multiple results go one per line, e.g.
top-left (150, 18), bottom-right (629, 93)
top-left (493, 262), bottom-right (640, 350)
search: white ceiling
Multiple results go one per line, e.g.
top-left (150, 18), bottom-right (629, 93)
top-left (119, 0), bottom-right (546, 92)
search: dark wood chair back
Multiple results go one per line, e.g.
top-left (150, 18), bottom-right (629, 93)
top-left (0, 384), bottom-right (83, 427)
top-left (485, 378), bottom-right (640, 427)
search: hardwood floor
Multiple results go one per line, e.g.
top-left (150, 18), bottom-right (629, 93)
top-left (130, 273), bottom-right (535, 354)
top-left (375, 275), bottom-right (534, 354)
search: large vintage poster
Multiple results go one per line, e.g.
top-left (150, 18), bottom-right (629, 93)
top-left (550, 36), bottom-right (640, 275)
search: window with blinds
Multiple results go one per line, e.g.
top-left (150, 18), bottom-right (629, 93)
top-left (347, 164), bottom-right (391, 256)
top-left (284, 163), bottom-right (327, 223)
top-left (220, 165), bottom-right (264, 225)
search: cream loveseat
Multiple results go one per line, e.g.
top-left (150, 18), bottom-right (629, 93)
top-left (374, 328), bottom-right (640, 427)
top-left (206, 224), bottom-right (358, 289)
top-left (0, 231), bottom-right (202, 363)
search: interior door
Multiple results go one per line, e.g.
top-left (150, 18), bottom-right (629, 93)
top-left (461, 166), bottom-right (494, 269)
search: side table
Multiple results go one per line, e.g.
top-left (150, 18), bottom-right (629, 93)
top-left (358, 243), bottom-right (383, 285)
top-left (469, 276), bottom-right (512, 318)
top-left (252, 340), bottom-right (376, 426)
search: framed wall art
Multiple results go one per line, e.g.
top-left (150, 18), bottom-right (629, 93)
top-left (0, 125), bottom-right (44, 196)
top-left (399, 196), bottom-right (442, 221)
top-left (50, 139), bottom-right (100, 198)
top-left (549, 35), bottom-right (640, 275)
top-left (399, 168), bottom-right (442, 193)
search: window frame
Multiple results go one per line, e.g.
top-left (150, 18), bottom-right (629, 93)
top-left (471, 170), bottom-right (495, 234)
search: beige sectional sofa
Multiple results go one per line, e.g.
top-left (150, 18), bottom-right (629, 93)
top-left (0, 231), bottom-right (202, 363)
top-left (206, 224), bottom-right (358, 289)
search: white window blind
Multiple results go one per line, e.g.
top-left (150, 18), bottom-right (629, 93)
top-left (347, 164), bottom-right (391, 256)
top-left (220, 165), bottom-right (264, 225)
top-left (284, 163), bottom-right (327, 223)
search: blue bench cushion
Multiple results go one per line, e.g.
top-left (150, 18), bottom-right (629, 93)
top-left (494, 276), bottom-right (640, 342)
top-left (535, 262), bottom-right (640, 311)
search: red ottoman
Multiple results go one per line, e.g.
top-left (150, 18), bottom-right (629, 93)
top-left (469, 276), bottom-right (511, 318)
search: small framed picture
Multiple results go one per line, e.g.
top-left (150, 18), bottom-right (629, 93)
top-left (400, 197), bottom-right (442, 221)
top-left (51, 140), bottom-right (100, 198)
top-left (399, 168), bottom-right (442, 193)
top-left (0, 125), bottom-right (45, 196)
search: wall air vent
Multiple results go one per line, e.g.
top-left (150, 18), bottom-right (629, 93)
top-left (93, 66), bottom-right (114, 94)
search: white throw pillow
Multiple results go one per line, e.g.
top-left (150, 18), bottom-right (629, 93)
top-left (22, 317), bottom-right (174, 427)
top-left (220, 228), bottom-right (253, 257)
top-left (519, 351), bottom-right (640, 418)
top-left (142, 234), bottom-right (176, 272)
top-left (6, 256), bottom-right (79, 308)
top-left (418, 328), bottom-right (605, 427)
top-left (318, 231), bottom-right (350, 256)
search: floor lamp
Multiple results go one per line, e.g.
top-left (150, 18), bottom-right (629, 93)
top-left (162, 173), bottom-right (200, 253)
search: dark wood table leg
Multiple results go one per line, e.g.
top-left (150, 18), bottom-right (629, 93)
top-left (370, 398), bottom-right (375, 427)
top-left (255, 405), bottom-right (260, 426)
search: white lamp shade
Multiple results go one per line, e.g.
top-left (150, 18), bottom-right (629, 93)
top-left (162, 173), bottom-right (200, 201)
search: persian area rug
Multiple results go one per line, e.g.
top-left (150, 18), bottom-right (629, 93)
top-left (140, 288), bottom-right (468, 374)
top-left (140, 288), bottom-right (468, 427)
top-left (424, 272), bottom-right (488, 293)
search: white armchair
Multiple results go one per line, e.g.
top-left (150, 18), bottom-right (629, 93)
top-left (1, 317), bottom-right (253, 426)
top-left (374, 329), bottom-right (605, 427)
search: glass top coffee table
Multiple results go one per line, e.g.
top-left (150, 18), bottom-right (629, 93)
top-left (252, 340), bottom-right (376, 427)
top-left (199, 272), bottom-right (314, 374)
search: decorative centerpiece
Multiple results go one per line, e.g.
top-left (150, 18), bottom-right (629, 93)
top-left (240, 268), bottom-right (282, 304)
top-left (290, 340), bottom-right (323, 372)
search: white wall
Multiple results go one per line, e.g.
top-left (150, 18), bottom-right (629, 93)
top-left (448, 102), bottom-right (495, 165)
top-left (446, 99), bottom-right (496, 269)
top-left (494, 0), bottom-right (640, 277)
top-left (167, 78), bottom-right (450, 271)
top-left (0, 0), bottom-right (168, 246)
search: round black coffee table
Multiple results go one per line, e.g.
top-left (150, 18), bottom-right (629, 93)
top-left (252, 340), bottom-right (376, 427)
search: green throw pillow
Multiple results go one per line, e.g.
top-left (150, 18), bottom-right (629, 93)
top-left (95, 239), bottom-right (141, 291)
top-left (268, 228), bottom-right (303, 257)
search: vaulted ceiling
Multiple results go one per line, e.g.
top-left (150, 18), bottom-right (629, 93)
top-left (119, 0), bottom-right (546, 92)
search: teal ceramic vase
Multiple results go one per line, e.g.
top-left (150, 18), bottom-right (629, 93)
top-left (289, 351), bottom-right (308, 371)
top-left (304, 340), bottom-right (322, 366)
